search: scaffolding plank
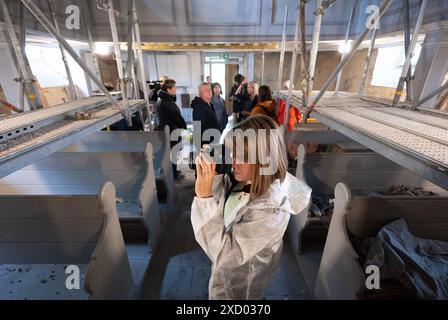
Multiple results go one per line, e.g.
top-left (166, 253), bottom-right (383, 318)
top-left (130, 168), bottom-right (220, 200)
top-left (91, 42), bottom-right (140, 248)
top-left (0, 97), bottom-right (110, 143)
top-left (311, 106), bottom-right (448, 190)
top-left (0, 99), bottom-right (145, 178)
top-left (337, 107), bottom-right (448, 145)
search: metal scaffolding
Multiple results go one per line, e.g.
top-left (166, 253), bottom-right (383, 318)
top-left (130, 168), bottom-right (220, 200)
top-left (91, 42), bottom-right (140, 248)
top-left (47, 0), bottom-right (78, 101)
top-left (82, 0), bottom-right (101, 94)
top-left (299, 0), bottom-right (308, 107)
top-left (276, 5), bottom-right (288, 96)
top-left (309, 0), bottom-right (395, 110)
top-left (0, 0), bottom-right (43, 111)
top-left (260, 50), bottom-right (265, 85)
top-left (107, 0), bottom-right (129, 109)
top-left (413, 79), bottom-right (448, 108)
top-left (403, 0), bottom-right (414, 101)
top-left (284, 1), bottom-right (302, 135)
top-left (20, 0), bottom-right (130, 123)
top-left (392, 0), bottom-right (428, 107)
top-left (308, 0), bottom-right (324, 95)
top-left (359, 27), bottom-right (378, 96)
top-left (334, 0), bottom-right (358, 95)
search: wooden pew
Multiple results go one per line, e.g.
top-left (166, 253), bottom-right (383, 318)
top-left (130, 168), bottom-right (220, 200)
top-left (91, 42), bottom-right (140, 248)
top-left (288, 144), bottom-right (447, 254)
top-left (60, 126), bottom-right (176, 205)
top-left (314, 182), bottom-right (448, 300)
top-left (0, 182), bottom-right (136, 300)
top-left (0, 144), bottom-right (161, 251)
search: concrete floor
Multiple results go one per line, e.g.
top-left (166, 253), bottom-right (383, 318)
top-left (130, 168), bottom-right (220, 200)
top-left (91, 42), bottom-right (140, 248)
top-left (139, 165), bottom-right (313, 300)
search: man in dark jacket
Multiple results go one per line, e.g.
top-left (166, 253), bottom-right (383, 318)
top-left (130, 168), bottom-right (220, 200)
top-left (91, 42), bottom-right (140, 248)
top-left (192, 82), bottom-right (219, 149)
top-left (158, 79), bottom-right (187, 179)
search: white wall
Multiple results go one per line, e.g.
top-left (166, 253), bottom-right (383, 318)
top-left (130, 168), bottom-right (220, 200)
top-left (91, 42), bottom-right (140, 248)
top-left (0, 44), bottom-right (29, 111)
top-left (25, 44), bottom-right (89, 97)
top-left (145, 51), bottom-right (203, 104)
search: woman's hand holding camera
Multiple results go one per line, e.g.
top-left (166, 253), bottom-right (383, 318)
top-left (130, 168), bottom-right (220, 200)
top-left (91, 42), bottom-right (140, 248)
top-left (195, 145), bottom-right (216, 198)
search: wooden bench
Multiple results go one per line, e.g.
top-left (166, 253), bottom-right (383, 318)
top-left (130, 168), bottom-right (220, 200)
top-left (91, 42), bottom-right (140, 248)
top-left (288, 144), bottom-right (446, 254)
top-left (0, 144), bottom-right (161, 250)
top-left (61, 126), bottom-right (176, 205)
top-left (0, 182), bottom-right (136, 300)
top-left (314, 182), bottom-right (448, 300)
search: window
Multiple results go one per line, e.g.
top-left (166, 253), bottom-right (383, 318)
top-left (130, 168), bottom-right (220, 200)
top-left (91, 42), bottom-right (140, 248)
top-left (371, 44), bottom-right (422, 88)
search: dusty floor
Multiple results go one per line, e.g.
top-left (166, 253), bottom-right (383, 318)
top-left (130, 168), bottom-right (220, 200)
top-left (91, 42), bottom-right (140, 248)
top-left (139, 164), bottom-right (313, 300)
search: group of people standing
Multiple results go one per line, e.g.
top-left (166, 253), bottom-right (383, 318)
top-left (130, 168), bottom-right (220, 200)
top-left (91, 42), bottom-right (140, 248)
top-left (228, 74), bottom-right (279, 125)
top-left (149, 73), bottom-right (278, 178)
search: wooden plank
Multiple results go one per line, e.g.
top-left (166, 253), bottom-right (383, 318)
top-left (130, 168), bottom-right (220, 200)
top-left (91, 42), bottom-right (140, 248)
top-left (21, 152), bottom-right (146, 171)
top-left (347, 223), bottom-right (448, 242)
top-left (0, 196), bottom-right (100, 218)
top-left (0, 219), bottom-right (102, 242)
top-left (347, 197), bottom-right (448, 241)
top-left (60, 131), bottom-right (167, 170)
top-left (41, 86), bottom-right (71, 107)
top-left (0, 184), bottom-right (101, 195)
top-left (0, 182), bottom-right (140, 198)
top-left (304, 153), bottom-right (401, 170)
top-left (348, 198), bottom-right (448, 223)
top-left (0, 243), bottom-right (97, 264)
top-left (305, 170), bottom-right (444, 195)
top-left (288, 130), bottom-right (352, 145)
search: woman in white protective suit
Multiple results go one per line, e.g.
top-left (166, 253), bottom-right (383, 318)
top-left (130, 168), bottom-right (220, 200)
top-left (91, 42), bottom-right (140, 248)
top-left (191, 115), bottom-right (312, 300)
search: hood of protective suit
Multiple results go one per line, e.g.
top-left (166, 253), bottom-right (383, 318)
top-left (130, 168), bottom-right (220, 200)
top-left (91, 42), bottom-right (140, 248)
top-left (245, 172), bottom-right (311, 215)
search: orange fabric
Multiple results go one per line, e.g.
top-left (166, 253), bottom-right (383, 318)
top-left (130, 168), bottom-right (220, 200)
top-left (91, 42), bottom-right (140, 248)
top-left (277, 99), bottom-right (301, 131)
top-left (251, 99), bottom-right (279, 124)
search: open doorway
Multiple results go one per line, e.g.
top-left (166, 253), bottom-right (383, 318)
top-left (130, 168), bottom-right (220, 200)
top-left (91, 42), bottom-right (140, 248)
top-left (203, 54), bottom-right (246, 115)
top-left (203, 58), bottom-right (227, 97)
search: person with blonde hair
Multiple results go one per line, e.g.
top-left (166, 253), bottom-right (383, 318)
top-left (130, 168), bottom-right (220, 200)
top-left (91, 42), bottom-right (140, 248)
top-left (240, 81), bottom-right (259, 121)
top-left (191, 115), bottom-right (312, 300)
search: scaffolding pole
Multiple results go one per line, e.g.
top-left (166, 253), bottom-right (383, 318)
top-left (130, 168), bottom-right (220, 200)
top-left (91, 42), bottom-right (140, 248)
top-left (82, 0), bottom-right (101, 93)
top-left (412, 80), bottom-right (448, 108)
top-left (392, 0), bottom-right (428, 107)
top-left (125, 0), bottom-right (135, 97)
top-left (261, 50), bottom-right (265, 85)
top-left (20, 0), bottom-right (129, 121)
top-left (107, 0), bottom-right (129, 110)
top-left (359, 27), bottom-right (378, 96)
top-left (284, 1), bottom-right (301, 134)
top-left (131, 0), bottom-right (152, 130)
top-left (124, 0), bottom-right (144, 128)
top-left (47, 0), bottom-right (78, 101)
top-left (403, 0), bottom-right (413, 101)
top-left (334, 0), bottom-right (358, 95)
top-left (307, 0), bottom-right (395, 116)
top-left (276, 5), bottom-right (288, 95)
top-left (19, 1), bottom-right (26, 110)
top-left (308, 0), bottom-right (324, 95)
top-left (299, 0), bottom-right (308, 106)
top-left (0, 0), bottom-right (43, 110)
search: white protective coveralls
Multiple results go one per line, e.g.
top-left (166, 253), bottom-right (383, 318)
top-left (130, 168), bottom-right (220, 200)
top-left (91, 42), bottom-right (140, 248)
top-left (191, 172), bottom-right (312, 300)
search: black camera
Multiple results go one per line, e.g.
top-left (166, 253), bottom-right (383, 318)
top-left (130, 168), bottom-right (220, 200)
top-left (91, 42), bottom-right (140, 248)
top-left (147, 80), bottom-right (162, 90)
top-left (189, 144), bottom-right (232, 175)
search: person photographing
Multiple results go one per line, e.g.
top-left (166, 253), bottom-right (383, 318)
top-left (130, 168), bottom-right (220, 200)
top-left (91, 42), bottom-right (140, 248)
top-left (191, 115), bottom-right (312, 300)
